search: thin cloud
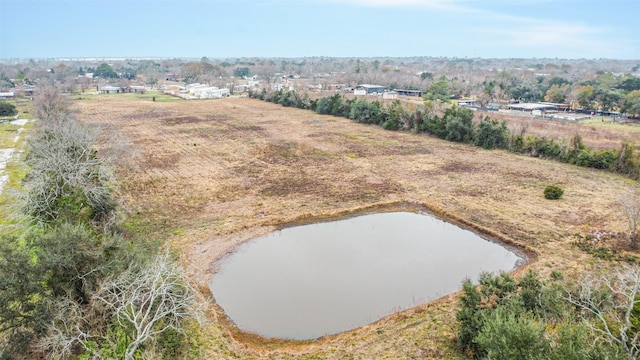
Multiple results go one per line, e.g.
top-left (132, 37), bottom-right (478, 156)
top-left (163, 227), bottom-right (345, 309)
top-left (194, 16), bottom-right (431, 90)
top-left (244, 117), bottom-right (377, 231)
top-left (477, 22), bottom-right (616, 58)
top-left (316, 0), bottom-right (468, 11)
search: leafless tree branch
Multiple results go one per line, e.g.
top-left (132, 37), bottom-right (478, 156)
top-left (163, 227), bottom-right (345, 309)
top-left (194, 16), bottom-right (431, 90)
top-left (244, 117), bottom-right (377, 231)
top-left (565, 266), bottom-right (640, 359)
top-left (93, 252), bottom-right (203, 360)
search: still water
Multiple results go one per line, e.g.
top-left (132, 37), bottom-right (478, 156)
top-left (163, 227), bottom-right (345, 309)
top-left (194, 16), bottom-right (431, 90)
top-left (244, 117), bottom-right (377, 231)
top-left (208, 212), bottom-right (522, 340)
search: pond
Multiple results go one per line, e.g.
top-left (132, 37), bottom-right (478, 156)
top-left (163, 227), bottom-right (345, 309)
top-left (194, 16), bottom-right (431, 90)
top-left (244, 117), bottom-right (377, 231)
top-left (208, 212), bottom-right (523, 340)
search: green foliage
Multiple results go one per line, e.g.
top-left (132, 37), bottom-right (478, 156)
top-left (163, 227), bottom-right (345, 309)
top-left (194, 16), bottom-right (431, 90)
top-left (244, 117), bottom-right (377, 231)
top-left (349, 98), bottom-right (383, 125)
top-left (315, 93), bottom-right (351, 117)
top-left (577, 85), bottom-right (595, 110)
top-left (33, 223), bottom-right (125, 303)
top-left (443, 106), bottom-right (474, 142)
top-left (572, 148), bottom-right (617, 169)
top-left (548, 77), bottom-right (570, 87)
top-left (156, 326), bottom-right (188, 359)
top-left (475, 306), bottom-right (549, 360)
top-left (529, 137), bottom-right (565, 158)
top-left (456, 270), bottom-right (626, 359)
top-left (474, 117), bottom-right (509, 149)
top-left (0, 236), bottom-right (50, 357)
top-left (622, 90), bottom-right (640, 116)
top-left (0, 101), bottom-right (17, 116)
top-left (544, 185), bottom-right (564, 200)
top-left (381, 100), bottom-right (404, 130)
top-left (518, 270), bottom-right (543, 313)
top-left (81, 325), bottom-right (142, 360)
top-left (0, 224), bottom-right (128, 358)
top-left (422, 106), bottom-right (474, 142)
top-left (456, 279), bottom-right (483, 356)
top-left (420, 71), bottom-right (433, 80)
top-left (118, 67), bottom-right (137, 80)
top-left (94, 63), bottom-right (118, 79)
top-left (423, 76), bottom-right (450, 102)
top-left (544, 84), bottom-right (569, 103)
top-left (233, 67), bottom-right (250, 78)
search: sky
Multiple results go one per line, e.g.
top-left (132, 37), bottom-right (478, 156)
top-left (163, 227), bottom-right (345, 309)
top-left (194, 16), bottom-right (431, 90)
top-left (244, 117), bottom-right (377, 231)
top-left (0, 0), bottom-right (638, 59)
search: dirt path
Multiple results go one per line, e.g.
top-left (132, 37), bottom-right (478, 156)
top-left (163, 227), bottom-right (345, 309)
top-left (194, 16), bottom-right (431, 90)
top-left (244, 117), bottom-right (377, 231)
top-left (74, 95), bottom-right (638, 359)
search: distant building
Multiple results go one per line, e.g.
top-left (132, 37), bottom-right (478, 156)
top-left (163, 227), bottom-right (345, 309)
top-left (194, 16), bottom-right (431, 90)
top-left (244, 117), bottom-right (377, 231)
top-left (128, 85), bottom-right (146, 94)
top-left (0, 92), bottom-right (15, 99)
top-left (100, 85), bottom-right (123, 94)
top-left (457, 99), bottom-right (478, 107)
top-left (186, 83), bottom-right (230, 99)
top-left (356, 84), bottom-right (386, 94)
top-left (507, 103), bottom-right (556, 112)
top-left (394, 89), bottom-right (425, 97)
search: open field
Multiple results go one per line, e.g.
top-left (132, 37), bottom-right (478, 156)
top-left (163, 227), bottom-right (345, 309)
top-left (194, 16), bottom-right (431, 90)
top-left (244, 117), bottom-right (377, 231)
top-left (73, 95), bottom-right (639, 359)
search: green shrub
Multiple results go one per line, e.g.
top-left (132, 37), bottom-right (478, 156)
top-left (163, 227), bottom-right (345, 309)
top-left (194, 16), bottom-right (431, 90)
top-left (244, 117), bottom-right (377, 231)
top-left (474, 117), bottom-right (509, 149)
top-left (349, 98), bottom-right (383, 125)
top-left (475, 306), bottom-right (549, 360)
top-left (544, 185), bottom-right (564, 200)
top-left (456, 279), bottom-right (484, 356)
top-left (0, 101), bottom-right (17, 116)
top-left (443, 106), bottom-right (474, 143)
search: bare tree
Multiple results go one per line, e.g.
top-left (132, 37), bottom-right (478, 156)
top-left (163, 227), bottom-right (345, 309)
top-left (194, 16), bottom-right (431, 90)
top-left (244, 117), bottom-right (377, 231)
top-left (94, 253), bottom-right (202, 360)
top-left (24, 112), bottom-right (116, 226)
top-left (566, 266), bottom-right (640, 359)
top-left (32, 84), bottom-right (71, 121)
top-left (620, 193), bottom-right (640, 249)
top-left (35, 298), bottom-right (92, 360)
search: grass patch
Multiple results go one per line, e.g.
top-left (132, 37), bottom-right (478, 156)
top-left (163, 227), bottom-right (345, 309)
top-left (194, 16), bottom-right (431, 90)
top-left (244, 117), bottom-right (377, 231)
top-left (0, 121), bottom-right (31, 234)
top-left (579, 117), bottom-right (640, 132)
top-left (76, 91), bottom-right (183, 103)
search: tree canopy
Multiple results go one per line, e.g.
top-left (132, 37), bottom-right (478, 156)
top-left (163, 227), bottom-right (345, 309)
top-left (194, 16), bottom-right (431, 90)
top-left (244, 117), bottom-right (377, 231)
top-left (93, 63), bottom-right (118, 79)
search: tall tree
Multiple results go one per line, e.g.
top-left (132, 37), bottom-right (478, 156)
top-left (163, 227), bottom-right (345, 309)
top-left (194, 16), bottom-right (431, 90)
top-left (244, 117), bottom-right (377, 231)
top-left (622, 90), bottom-right (640, 116)
top-left (93, 63), bottom-right (118, 79)
top-left (544, 84), bottom-right (570, 103)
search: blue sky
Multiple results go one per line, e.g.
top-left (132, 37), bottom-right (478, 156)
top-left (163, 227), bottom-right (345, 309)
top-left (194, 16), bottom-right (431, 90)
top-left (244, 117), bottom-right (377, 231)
top-left (1, 0), bottom-right (638, 59)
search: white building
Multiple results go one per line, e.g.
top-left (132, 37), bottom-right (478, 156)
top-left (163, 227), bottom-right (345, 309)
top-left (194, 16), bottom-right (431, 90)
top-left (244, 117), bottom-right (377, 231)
top-left (185, 83), bottom-right (230, 99)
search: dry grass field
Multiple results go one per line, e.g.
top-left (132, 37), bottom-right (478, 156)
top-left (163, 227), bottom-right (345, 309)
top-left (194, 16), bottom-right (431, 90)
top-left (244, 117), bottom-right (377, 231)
top-left (73, 94), bottom-right (639, 359)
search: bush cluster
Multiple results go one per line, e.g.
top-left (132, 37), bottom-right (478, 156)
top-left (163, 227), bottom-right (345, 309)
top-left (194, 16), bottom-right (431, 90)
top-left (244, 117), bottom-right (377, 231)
top-left (544, 185), bottom-right (564, 200)
top-left (457, 271), bottom-right (626, 359)
top-left (0, 101), bottom-right (17, 116)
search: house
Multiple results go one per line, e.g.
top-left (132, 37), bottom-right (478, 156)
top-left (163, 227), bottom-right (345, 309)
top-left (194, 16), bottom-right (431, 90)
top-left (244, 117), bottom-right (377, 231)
top-left (394, 89), bottom-right (425, 97)
top-left (185, 83), bottom-right (230, 99)
top-left (356, 84), bottom-right (386, 94)
top-left (0, 92), bottom-right (15, 99)
top-left (457, 99), bottom-right (478, 107)
top-left (507, 103), bottom-right (556, 113)
top-left (100, 85), bottom-right (123, 94)
top-left (128, 86), bottom-right (146, 94)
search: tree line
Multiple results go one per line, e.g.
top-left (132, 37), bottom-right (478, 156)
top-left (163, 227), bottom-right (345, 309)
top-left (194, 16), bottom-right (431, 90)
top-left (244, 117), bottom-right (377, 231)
top-left (249, 90), bottom-right (640, 180)
top-left (0, 86), bottom-right (201, 359)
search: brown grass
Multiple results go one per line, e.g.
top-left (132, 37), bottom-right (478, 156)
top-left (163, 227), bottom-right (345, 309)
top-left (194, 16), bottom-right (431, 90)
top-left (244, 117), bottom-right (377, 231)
top-left (73, 95), bottom-right (639, 359)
